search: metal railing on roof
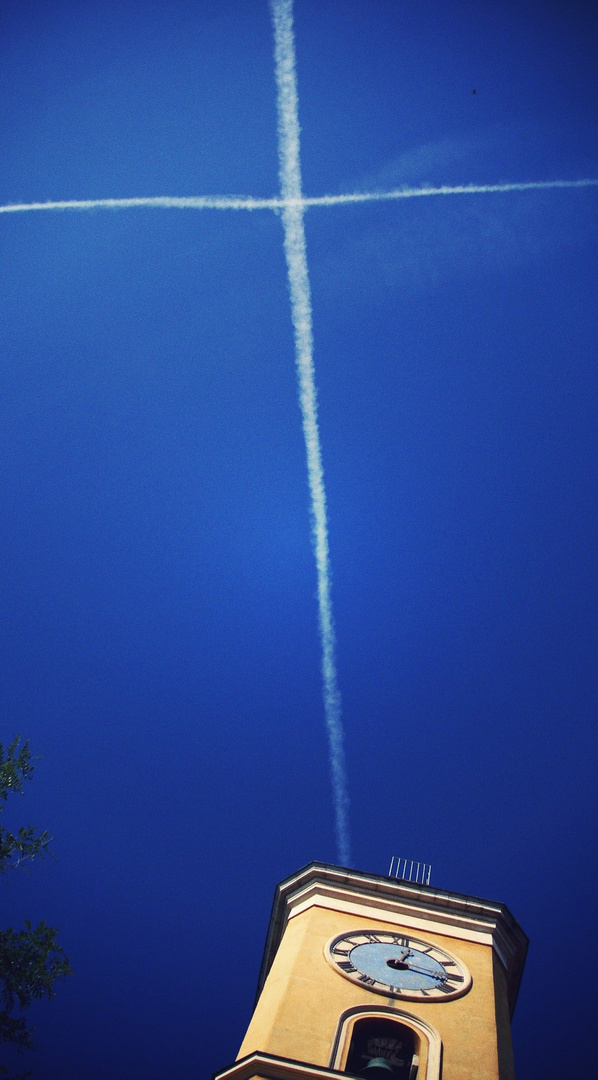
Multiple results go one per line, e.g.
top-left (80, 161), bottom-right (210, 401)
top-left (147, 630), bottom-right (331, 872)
top-left (388, 857), bottom-right (431, 886)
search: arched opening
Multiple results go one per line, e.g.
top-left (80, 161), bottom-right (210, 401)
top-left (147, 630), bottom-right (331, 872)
top-left (344, 1016), bottom-right (418, 1080)
top-left (331, 1007), bottom-right (441, 1080)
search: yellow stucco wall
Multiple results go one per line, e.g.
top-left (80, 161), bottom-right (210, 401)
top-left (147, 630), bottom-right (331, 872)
top-left (238, 904), bottom-right (514, 1080)
top-left (492, 952), bottom-right (516, 1080)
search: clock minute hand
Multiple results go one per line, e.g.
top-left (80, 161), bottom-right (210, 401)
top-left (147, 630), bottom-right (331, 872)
top-left (401, 963), bottom-right (445, 979)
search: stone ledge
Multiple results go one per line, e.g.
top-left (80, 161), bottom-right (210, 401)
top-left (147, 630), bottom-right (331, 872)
top-left (214, 1051), bottom-right (347, 1080)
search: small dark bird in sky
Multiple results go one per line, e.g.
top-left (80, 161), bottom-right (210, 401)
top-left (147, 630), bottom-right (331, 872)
top-left (473, 88), bottom-right (477, 94)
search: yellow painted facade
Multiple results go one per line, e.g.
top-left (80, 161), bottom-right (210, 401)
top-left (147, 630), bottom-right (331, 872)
top-left (215, 864), bottom-right (527, 1080)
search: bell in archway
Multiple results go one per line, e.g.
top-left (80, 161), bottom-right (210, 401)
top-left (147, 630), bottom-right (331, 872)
top-left (357, 1056), bottom-right (400, 1078)
top-left (347, 1019), bottom-right (414, 1080)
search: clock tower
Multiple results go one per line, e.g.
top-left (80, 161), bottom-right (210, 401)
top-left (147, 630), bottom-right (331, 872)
top-left (214, 862), bottom-right (528, 1080)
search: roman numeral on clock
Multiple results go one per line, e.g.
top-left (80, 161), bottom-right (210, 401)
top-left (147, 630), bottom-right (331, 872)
top-left (358, 974), bottom-right (377, 985)
top-left (338, 961), bottom-right (357, 973)
top-left (392, 935), bottom-right (409, 947)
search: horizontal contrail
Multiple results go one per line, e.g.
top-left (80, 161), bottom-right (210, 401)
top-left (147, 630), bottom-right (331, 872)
top-left (0, 178), bottom-right (596, 216)
top-left (0, 195), bottom-right (281, 213)
top-left (303, 177), bottom-right (598, 205)
top-left (271, 0), bottom-right (351, 867)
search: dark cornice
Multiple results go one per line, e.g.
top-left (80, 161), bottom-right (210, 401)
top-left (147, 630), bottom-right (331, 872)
top-left (214, 1050), bottom-right (349, 1080)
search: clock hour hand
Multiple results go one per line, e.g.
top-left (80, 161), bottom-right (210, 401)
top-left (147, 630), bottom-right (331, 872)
top-left (386, 949), bottom-right (412, 971)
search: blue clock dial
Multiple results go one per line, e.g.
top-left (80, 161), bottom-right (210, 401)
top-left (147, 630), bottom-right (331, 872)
top-left (326, 930), bottom-right (471, 1001)
top-left (350, 942), bottom-right (446, 991)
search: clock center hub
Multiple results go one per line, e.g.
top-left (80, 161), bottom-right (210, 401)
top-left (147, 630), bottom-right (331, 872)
top-left (386, 958), bottom-right (410, 971)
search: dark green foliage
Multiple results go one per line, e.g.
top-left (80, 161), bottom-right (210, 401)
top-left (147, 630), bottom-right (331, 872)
top-left (0, 739), bottom-right (52, 874)
top-left (0, 738), bottom-right (72, 1076)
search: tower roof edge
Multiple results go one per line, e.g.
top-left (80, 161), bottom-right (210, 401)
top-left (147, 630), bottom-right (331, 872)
top-left (255, 862), bottom-right (528, 1016)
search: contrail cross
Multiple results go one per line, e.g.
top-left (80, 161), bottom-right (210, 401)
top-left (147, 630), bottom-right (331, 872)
top-left (2, 0), bottom-right (597, 866)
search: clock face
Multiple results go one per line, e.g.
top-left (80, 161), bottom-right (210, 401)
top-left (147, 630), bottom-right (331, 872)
top-left (325, 929), bottom-right (472, 1001)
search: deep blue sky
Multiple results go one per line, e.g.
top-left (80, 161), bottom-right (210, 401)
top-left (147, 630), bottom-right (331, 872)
top-left (1, 2), bottom-right (597, 1078)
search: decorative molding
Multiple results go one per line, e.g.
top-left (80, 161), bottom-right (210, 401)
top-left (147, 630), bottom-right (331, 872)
top-left (329, 1005), bottom-right (443, 1080)
top-left (213, 1051), bottom-right (350, 1080)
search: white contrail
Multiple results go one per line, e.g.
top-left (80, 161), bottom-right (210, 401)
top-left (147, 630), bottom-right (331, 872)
top-left (270, 0), bottom-right (351, 867)
top-left (1, 29), bottom-right (595, 872)
top-left (302, 177), bottom-right (598, 205)
top-left (0, 195), bottom-right (281, 213)
top-left (1, 178), bottom-right (596, 217)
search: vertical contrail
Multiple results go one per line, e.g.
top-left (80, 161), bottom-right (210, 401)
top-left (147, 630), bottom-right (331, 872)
top-left (270, 0), bottom-right (351, 866)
